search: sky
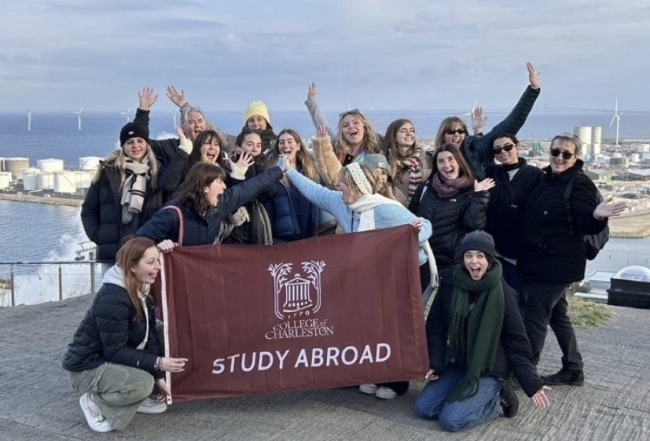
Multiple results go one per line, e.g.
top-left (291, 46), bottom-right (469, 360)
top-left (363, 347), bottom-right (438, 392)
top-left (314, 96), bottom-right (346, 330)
top-left (1, 0), bottom-right (649, 113)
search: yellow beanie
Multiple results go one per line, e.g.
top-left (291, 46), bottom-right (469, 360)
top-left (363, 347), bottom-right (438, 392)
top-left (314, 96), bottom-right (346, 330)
top-left (243, 100), bottom-right (271, 125)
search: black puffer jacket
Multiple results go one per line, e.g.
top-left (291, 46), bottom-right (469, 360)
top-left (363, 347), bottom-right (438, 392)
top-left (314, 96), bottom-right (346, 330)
top-left (519, 161), bottom-right (607, 284)
top-left (81, 165), bottom-right (163, 263)
top-left (409, 181), bottom-right (489, 269)
top-left (62, 279), bottom-right (163, 378)
top-left (426, 268), bottom-right (544, 398)
top-left (486, 159), bottom-right (544, 259)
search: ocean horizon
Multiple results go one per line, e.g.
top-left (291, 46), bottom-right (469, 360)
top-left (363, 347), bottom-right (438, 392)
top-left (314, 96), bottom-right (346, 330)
top-left (1, 110), bottom-right (649, 168)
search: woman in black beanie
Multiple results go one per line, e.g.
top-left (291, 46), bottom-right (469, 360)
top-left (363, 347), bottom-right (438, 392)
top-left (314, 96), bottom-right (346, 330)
top-left (414, 231), bottom-right (549, 432)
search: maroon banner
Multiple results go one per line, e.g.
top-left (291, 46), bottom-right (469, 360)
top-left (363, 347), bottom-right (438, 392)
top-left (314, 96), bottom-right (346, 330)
top-left (161, 225), bottom-right (428, 402)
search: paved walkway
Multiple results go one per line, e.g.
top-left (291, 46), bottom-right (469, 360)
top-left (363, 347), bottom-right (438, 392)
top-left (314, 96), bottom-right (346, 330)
top-left (1, 295), bottom-right (649, 441)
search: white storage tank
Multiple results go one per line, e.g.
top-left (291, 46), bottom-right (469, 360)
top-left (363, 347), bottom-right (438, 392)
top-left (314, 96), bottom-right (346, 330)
top-left (5, 157), bottom-right (30, 180)
top-left (79, 156), bottom-right (103, 171)
top-left (574, 126), bottom-right (592, 145)
top-left (37, 158), bottom-right (64, 173)
top-left (0, 171), bottom-right (11, 189)
top-left (75, 170), bottom-right (93, 189)
top-left (638, 144), bottom-right (650, 153)
top-left (22, 168), bottom-right (41, 191)
top-left (37, 172), bottom-right (54, 190)
top-left (630, 153), bottom-right (641, 163)
top-left (54, 171), bottom-right (77, 194)
top-left (591, 126), bottom-right (602, 145)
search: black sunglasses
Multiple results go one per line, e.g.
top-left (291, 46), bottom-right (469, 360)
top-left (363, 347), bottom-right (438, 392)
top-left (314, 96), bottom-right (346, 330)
top-left (493, 143), bottom-right (515, 155)
top-left (445, 128), bottom-right (466, 135)
top-left (550, 147), bottom-right (575, 160)
top-left (339, 109), bottom-right (362, 118)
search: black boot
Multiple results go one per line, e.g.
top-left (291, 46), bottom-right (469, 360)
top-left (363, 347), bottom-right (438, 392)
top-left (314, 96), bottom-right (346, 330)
top-left (541, 369), bottom-right (584, 386)
top-left (499, 378), bottom-right (519, 418)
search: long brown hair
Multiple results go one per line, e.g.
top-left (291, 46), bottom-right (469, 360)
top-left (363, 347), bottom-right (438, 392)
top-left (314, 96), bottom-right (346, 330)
top-left (115, 237), bottom-right (158, 320)
top-left (431, 143), bottom-right (476, 186)
top-left (382, 118), bottom-right (418, 180)
top-left (173, 162), bottom-right (227, 214)
top-left (268, 129), bottom-right (319, 182)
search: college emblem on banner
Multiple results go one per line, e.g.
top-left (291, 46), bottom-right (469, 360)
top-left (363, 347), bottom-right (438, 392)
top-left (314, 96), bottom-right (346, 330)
top-left (268, 261), bottom-right (326, 319)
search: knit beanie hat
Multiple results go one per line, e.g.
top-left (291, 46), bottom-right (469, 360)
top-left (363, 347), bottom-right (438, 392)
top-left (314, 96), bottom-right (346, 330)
top-left (364, 154), bottom-right (392, 178)
top-left (243, 100), bottom-right (271, 125)
top-left (460, 230), bottom-right (496, 260)
top-left (119, 122), bottom-right (149, 146)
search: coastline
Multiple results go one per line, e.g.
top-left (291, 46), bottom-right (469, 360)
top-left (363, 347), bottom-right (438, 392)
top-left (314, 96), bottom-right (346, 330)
top-left (0, 193), bottom-right (82, 207)
top-left (1, 192), bottom-right (649, 238)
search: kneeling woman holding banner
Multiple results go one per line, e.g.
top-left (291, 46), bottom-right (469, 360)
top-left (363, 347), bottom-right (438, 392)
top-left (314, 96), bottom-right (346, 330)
top-left (284, 158), bottom-right (434, 400)
top-left (62, 237), bottom-right (188, 433)
top-left (414, 231), bottom-right (549, 432)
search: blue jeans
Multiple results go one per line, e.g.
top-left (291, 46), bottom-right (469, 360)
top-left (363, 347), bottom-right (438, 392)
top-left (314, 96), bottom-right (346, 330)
top-left (414, 365), bottom-right (503, 432)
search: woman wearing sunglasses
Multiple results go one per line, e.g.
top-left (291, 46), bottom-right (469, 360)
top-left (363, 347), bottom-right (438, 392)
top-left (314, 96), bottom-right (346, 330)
top-left (484, 133), bottom-right (543, 314)
top-left (433, 62), bottom-right (541, 180)
top-left (304, 83), bottom-right (382, 188)
top-left (519, 133), bottom-right (626, 387)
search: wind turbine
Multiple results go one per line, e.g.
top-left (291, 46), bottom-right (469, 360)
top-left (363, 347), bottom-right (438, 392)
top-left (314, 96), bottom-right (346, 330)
top-left (169, 109), bottom-right (177, 128)
top-left (120, 107), bottom-right (132, 122)
top-left (72, 107), bottom-right (84, 131)
top-left (463, 99), bottom-right (479, 116)
top-left (609, 98), bottom-right (622, 146)
top-left (26, 109), bottom-right (32, 131)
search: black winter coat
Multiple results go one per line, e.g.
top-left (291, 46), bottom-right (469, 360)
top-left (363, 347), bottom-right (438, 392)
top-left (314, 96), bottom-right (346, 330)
top-left (486, 159), bottom-right (544, 259)
top-left (519, 160), bottom-right (607, 284)
top-left (426, 268), bottom-right (544, 397)
top-left (136, 166), bottom-right (283, 245)
top-left (62, 282), bottom-right (163, 378)
top-left (81, 165), bottom-right (163, 263)
top-left (409, 181), bottom-right (489, 270)
top-left (462, 86), bottom-right (540, 180)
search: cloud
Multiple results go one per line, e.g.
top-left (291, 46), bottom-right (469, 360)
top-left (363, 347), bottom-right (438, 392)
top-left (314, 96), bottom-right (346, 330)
top-left (0, 0), bottom-right (648, 112)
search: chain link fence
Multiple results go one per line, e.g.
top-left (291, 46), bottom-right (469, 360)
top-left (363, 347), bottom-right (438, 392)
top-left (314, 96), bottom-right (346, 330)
top-left (0, 261), bottom-right (102, 308)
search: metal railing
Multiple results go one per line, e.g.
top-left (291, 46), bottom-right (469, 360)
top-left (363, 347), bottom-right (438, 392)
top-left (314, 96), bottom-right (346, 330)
top-left (0, 261), bottom-right (101, 308)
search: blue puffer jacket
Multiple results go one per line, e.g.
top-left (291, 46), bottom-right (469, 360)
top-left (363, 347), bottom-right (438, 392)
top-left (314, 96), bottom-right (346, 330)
top-left (264, 180), bottom-right (320, 241)
top-left (462, 86), bottom-right (540, 180)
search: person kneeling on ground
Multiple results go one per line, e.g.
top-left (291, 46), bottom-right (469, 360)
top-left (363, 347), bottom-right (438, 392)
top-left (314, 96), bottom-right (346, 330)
top-left (414, 231), bottom-right (549, 432)
top-left (62, 237), bottom-right (187, 433)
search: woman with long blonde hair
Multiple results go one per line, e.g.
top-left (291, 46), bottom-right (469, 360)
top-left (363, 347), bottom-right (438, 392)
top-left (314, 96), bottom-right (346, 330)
top-left (81, 122), bottom-right (167, 273)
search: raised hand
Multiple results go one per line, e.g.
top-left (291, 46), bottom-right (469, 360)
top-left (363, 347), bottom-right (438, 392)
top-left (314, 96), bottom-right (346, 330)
top-left (474, 178), bottom-right (496, 192)
top-left (176, 126), bottom-right (192, 155)
top-left (527, 62), bottom-right (541, 89)
top-left (315, 124), bottom-right (328, 139)
top-left (233, 151), bottom-right (254, 169)
top-left (276, 156), bottom-right (288, 172)
top-left (471, 106), bottom-right (488, 134)
top-left (138, 88), bottom-right (159, 111)
top-left (593, 200), bottom-right (627, 219)
top-left (307, 82), bottom-right (317, 101)
top-left (166, 85), bottom-right (187, 108)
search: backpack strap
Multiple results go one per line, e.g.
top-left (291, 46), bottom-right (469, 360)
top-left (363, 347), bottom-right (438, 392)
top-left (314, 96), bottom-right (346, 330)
top-left (162, 205), bottom-right (184, 246)
top-left (563, 176), bottom-right (577, 236)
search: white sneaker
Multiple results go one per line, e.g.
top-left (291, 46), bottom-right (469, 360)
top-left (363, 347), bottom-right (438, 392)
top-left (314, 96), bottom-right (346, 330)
top-left (375, 386), bottom-right (398, 400)
top-left (79, 393), bottom-right (114, 433)
top-left (359, 384), bottom-right (378, 394)
top-left (137, 397), bottom-right (168, 414)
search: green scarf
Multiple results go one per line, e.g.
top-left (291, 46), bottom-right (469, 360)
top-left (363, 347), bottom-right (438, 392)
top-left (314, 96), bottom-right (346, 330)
top-left (447, 260), bottom-right (504, 402)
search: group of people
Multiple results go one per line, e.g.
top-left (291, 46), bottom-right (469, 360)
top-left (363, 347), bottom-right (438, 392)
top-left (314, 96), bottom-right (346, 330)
top-left (63, 61), bottom-right (627, 433)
